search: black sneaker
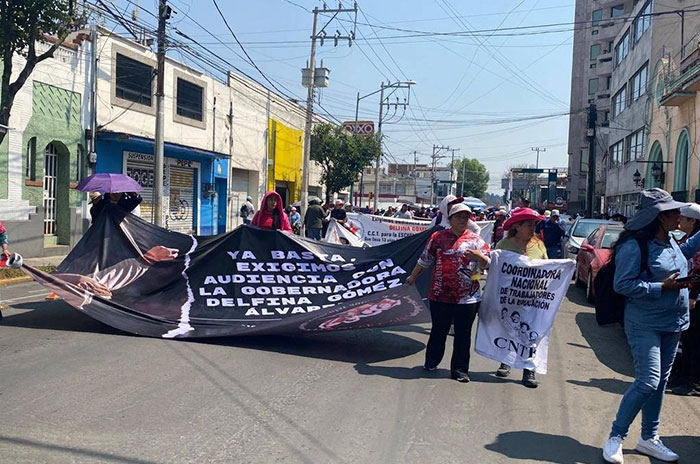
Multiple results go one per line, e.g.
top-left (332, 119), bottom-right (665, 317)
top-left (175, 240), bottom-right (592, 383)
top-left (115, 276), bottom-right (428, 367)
top-left (496, 363), bottom-right (511, 377)
top-left (423, 365), bottom-right (437, 371)
top-left (670, 383), bottom-right (695, 396)
top-left (451, 371), bottom-right (470, 383)
top-left (522, 369), bottom-right (538, 388)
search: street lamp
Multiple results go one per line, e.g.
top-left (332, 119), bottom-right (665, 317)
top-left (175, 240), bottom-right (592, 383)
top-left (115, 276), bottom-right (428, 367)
top-left (651, 162), bottom-right (664, 184)
top-left (632, 169), bottom-right (644, 188)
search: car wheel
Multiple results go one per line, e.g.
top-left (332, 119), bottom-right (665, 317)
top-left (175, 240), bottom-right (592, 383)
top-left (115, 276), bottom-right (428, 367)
top-left (586, 270), bottom-right (595, 303)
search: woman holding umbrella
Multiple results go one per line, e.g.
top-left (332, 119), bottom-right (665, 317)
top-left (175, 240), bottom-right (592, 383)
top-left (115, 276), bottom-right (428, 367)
top-left (76, 173), bottom-right (143, 224)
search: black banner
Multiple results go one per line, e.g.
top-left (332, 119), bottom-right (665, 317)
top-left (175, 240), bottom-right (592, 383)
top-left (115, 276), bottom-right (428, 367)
top-left (23, 204), bottom-right (433, 338)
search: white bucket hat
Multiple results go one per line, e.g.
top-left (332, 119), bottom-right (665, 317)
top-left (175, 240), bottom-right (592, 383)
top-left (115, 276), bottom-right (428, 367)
top-left (680, 203), bottom-right (700, 221)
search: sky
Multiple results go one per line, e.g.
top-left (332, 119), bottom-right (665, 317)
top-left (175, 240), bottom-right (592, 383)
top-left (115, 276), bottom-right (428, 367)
top-left (105, 0), bottom-right (576, 194)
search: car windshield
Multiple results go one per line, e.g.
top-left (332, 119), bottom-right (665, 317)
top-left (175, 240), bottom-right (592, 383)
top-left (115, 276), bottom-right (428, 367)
top-left (600, 229), bottom-right (622, 249)
top-left (573, 221), bottom-right (610, 238)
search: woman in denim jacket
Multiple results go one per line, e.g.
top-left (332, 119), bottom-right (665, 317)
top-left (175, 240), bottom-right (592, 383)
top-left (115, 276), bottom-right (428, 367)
top-left (602, 189), bottom-right (700, 464)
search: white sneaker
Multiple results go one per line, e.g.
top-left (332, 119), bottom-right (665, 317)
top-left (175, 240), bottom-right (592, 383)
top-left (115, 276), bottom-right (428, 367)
top-left (635, 436), bottom-right (679, 462)
top-left (602, 436), bottom-right (624, 464)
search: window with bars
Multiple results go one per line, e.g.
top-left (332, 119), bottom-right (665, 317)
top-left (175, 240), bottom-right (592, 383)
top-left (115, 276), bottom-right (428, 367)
top-left (25, 137), bottom-right (36, 180)
top-left (176, 78), bottom-right (204, 121)
top-left (115, 53), bottom-right (153, 106)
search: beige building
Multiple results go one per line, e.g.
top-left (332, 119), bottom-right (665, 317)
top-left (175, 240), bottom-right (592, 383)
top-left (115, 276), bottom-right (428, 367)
top-left (652, 38), bottom-right (700, 201)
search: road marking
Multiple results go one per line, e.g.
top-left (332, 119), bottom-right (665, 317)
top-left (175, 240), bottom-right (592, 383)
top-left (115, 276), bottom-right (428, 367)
top-left (1, 293), bottom-right (51, 305)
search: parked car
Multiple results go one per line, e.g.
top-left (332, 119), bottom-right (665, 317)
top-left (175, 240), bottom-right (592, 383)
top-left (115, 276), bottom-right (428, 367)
top-left (561, 218), bottom-right (616, 261)
top-left (575, 224), bottom-right (624, 302)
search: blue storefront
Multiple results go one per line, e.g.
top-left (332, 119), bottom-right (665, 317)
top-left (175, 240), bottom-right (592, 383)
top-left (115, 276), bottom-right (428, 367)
top-left (96, 131), bottom-right (228, 235)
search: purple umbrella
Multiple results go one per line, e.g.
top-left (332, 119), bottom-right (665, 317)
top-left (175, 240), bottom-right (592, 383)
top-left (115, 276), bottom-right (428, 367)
top-left (75, 173), bottom-right (142, 193)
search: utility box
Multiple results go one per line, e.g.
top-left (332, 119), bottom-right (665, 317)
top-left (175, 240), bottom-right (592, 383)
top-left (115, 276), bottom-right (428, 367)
top-left (301, 67), bottom-right (330, 88)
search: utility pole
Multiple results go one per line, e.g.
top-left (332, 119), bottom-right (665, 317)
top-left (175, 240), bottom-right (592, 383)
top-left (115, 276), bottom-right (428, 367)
top-left (461, 157), bottom-right (467, 197)
top-left (358, 80), bottom-right (415, 211)
top-left (531, 146), bottom-right (545, 208)
top-left (154, 0), bottom-right (171, 227)
top-left (586, 104), bottom-right (597, 218)
top-left (301, 3), bottom-right (356, 229)
top-left (300, 8), bottom-right (319, 234)
top-left (450, 148), bottom-right (460, 196)
top-left (374, 84), bottom-right (385, 211)
top-left (431, 145), bottom-right (450, 205)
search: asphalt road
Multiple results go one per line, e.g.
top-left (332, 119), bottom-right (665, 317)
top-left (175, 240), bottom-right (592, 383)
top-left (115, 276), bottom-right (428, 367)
top-left (1, 281), bottom-right (699, 464)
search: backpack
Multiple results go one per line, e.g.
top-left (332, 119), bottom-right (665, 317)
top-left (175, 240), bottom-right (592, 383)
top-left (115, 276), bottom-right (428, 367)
top-left (240, 204), bottom-right (249, 218)
top-left (593, 237), bottom-right (648, 325)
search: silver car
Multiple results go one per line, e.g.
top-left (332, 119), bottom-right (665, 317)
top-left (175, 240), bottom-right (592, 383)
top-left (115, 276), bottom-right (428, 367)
top-left (561, 218), bottom-right (616, 261)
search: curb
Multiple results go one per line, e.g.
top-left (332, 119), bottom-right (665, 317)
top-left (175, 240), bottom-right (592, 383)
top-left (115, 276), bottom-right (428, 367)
top-left (0, 276), bottom-right (33, 287)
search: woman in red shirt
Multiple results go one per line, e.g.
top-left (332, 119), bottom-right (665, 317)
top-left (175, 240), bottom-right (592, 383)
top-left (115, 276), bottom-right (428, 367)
top-left (406, 203), bottom-right (490, 383)
top-left (251, 191), bottom-right (292, 233)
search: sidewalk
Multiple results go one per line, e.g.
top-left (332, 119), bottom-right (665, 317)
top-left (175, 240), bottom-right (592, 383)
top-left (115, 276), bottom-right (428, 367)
top-left (23, 255), bottom-right (66, 268)
top-left (0, 255), bottom-right (65, 287)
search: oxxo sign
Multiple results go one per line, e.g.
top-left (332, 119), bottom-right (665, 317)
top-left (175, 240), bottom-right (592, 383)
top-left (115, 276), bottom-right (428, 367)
top-left (342, 121), bottom-right (375, 135)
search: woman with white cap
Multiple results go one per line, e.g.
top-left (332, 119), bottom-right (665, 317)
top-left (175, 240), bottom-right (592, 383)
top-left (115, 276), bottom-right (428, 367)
top-left (666, 203), bottom-right (700, 396)
top-left (405, 203), bottom-right (490, 383)
top-left (602, 188), bottom-right (700, 464)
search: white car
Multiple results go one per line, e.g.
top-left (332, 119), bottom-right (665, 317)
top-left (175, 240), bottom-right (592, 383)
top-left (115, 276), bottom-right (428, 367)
top-left (561, 218), bottom-right (616, 262)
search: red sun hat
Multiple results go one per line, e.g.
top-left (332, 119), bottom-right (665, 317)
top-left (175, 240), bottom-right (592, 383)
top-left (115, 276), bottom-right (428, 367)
top-left (503, 208), bottom-right (545, 231)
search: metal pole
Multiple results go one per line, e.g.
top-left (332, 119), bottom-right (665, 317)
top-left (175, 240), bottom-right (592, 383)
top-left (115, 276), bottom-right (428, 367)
top-left (509, 170), bottom-right (514, 211)
top-left (586, 104), bottom-right (597, 218)
top-left (431, 145), bottom-right (436, 206)
top-left (300, 7), bottom-right (319, 234)
top-left (373, 83), bottom-right (385, 211)
top-left (154, 0), bottom-right (168, 227)
top-left (461, 157), bottom-right (467, 197)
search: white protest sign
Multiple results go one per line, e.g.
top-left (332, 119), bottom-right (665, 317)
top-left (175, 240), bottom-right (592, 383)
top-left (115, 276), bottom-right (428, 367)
top-left (475, 250), bottom-right (575, 374)
top-left (345, 213), bottom-right (494, 246)
top-left (325, 219), bottom-right (368, 247)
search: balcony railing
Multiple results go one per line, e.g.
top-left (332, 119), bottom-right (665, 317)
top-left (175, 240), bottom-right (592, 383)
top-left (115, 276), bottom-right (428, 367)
top-left (660, 42), bottom-right (700, 106)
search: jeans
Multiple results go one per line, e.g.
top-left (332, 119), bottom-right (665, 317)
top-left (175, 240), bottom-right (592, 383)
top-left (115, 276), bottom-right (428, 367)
top-left (546, 246), bottom-right (561, 259)
top-left (305, 228), bottom-right (322, 240)
top-left (610, 324), bottom-right (681, 440)
top-left (243, 218), bottom-right (251, 225)
top-left (425, 300), bottom-right (479, 374)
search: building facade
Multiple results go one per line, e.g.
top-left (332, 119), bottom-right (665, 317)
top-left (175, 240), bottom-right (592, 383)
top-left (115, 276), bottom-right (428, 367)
top-left (652, 26), bottom-right (700, 202)
top-left (604, 1), bottom-right (700, 215)
top-left (0, 33), bottom-right (92, 257)
top-left (93, 30), bottom-right (325, 234)
top-left (567, 0), bottom-right (633, 214)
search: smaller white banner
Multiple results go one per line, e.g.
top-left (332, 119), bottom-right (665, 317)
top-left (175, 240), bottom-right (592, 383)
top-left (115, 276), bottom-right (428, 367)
top-left (475, 250), bottom-right (575, 374)
top-left (345, 213), bottom-right (494, 246)
top-left (325, 219), bottom-right (368, 247)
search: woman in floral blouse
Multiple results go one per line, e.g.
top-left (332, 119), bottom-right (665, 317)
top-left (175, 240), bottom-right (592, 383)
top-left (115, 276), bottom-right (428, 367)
top-left (406, 203), bottom-right (490, 383)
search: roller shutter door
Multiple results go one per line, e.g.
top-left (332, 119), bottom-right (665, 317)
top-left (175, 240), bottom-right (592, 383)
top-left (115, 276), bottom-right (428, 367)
top-left (167, 165), bottom-right (195, 233)
top-left (125, 154), bottom-right (155, 223)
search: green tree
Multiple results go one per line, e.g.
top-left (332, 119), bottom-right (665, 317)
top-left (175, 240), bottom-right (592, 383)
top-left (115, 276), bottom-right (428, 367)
top-left (0, 0), bottom-right (76, 145)
top-left (310, 124), bottom-right (380, 204)
top-left (453, 158), bottom-right (489, 198)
